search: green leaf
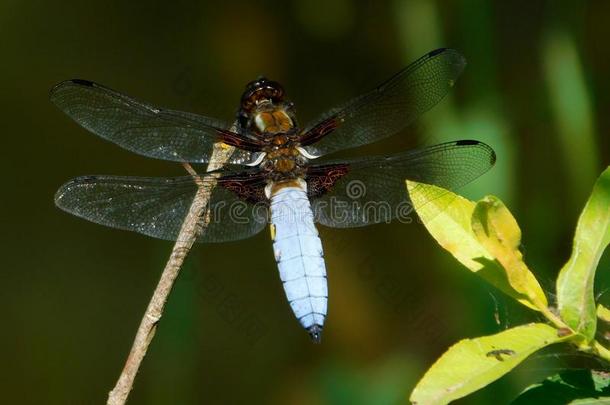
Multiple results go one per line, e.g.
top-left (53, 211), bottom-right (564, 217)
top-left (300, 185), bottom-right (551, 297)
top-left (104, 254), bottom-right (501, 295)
top-left (407, 181), bottom-right (547, 311)
top-left (597, 304), bottom-right (610, 324)
top-left (592, 340), bottom-right (610, 363)
top-left (410, 323), bottom-right (568, 405)
top-left (570, 397), bottom-right (610, 404)
top-left (557, 167), bottom-right (610, 341)
top-left (512, 369), bottom-right (610, 405)
top-left (471, 196), bottom-right (548, 310)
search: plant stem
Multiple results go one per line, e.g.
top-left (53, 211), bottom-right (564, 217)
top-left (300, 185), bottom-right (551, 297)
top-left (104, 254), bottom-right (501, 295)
top-left (540, 306), bottom-right (568, 330)
top-left (106, 142), bottom-right (235, 405)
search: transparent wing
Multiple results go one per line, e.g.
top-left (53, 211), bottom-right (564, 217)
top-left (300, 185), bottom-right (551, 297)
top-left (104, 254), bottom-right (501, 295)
top-left (54, 172), bottom-right (269, 243)
top-left (299, 48), bottom-right (466, 157)
top-left (50, 80), bottom-right (262, 165)
top-left (307, 140), bottom-right (496, 228)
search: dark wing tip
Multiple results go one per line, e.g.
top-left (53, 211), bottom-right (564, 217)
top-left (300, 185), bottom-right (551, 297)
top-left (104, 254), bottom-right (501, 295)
top-left (54, 180), bottom-right (74, 208)
top-left (54, 176), bottom-right (98, 207)
top-left (428, 47), bottom-right (448, 57)
top-left (426, 48), bottom-right (467, 76)
top-left (70, 79), bottom-right (95, 87)
top-left (49, 79), bottom-right (96, 100)
top-left (307, 325), bottom-right (323, 343)
top-left (455, 140), bottom-right (497, 166)
top-left (428, 47), bottom-right (464, 60)
top-left (477, 141), bottom-right (497, 166)
top-left (455, 139), bottom-right (480, 146)
top-left (489, 148), bottom-right (497, 166)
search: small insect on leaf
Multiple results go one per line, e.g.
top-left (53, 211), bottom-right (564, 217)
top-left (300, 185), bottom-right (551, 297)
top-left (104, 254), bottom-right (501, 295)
top-left (410, 323), bottom-right (570, 405)
top-left (486, 349), bottom-right (516, 361)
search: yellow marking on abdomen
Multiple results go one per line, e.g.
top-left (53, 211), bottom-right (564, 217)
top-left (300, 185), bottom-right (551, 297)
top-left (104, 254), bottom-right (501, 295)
top-left (270, 179), bottom-right (305, 195)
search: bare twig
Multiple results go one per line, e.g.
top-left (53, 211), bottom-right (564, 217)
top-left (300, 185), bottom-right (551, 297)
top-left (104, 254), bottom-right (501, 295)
top-left (107, 142), bottom-right (235, 405)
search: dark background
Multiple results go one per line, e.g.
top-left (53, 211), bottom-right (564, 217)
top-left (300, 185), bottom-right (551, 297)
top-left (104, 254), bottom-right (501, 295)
top-left (3, 1), bottom-right (610, 404)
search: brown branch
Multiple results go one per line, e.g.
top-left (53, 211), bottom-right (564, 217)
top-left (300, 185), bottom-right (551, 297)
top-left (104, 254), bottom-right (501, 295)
top-left (106, 142), bottom-right (235, 405)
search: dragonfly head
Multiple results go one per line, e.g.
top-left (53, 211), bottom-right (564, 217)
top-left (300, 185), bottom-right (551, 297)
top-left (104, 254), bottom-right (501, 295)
top-left (240, 76), bottom-right (285, 111)
top-left (238, 77), bottom-right (298, 137)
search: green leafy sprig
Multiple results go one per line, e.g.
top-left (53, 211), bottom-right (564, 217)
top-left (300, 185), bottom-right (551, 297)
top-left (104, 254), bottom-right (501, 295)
top-left (408, 167), bottom-right (610, 404)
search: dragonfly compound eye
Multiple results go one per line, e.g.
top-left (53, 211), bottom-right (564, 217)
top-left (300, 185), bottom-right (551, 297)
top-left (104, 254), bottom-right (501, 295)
top-left (241, 77), bottom-right (285, 111)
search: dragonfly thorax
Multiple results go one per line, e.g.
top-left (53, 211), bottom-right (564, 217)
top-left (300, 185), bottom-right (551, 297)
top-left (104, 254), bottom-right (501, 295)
top-left (262, 145), bottom-right (308, 178)
top-left (237, 79), bottom-right (307, 179)
top-left (254, 109), bottom-right (294, 134)
top-left (242, 101), bottom-right (298, 140)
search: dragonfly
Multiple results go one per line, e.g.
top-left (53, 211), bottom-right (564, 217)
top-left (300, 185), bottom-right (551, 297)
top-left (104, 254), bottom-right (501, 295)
top-left (52, 48), bottom-right (496, 343)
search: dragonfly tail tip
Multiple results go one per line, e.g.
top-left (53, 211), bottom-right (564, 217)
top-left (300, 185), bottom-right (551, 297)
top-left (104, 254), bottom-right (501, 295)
top-left (307, 325), bottom-right (323, 343)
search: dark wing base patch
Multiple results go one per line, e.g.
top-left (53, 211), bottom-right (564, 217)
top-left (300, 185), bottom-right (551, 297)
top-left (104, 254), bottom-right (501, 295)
top-left (219, 172), bottom-right (269, 205)
top-left (306, 164), bottom-right (350, 199)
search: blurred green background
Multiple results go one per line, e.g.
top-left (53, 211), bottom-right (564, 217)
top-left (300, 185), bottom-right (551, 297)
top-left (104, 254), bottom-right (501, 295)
top-left (2, 0), bottom-right (610, 404)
